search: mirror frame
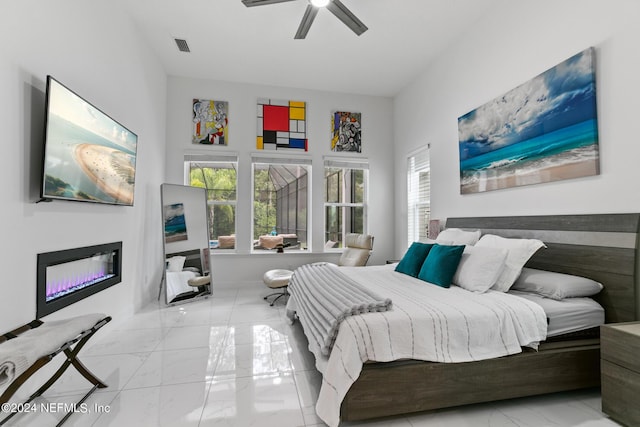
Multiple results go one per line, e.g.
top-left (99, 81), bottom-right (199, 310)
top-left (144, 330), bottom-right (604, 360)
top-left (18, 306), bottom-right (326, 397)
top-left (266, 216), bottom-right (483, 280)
top-left (160, 183), bottom-right (211, 305)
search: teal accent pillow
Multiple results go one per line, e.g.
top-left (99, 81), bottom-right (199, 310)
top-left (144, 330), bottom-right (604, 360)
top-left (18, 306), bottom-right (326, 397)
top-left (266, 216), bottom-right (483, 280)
top-left (395, 242), bottom-right (434, 277)
top-left (418, 244), bottom-right (466, 288)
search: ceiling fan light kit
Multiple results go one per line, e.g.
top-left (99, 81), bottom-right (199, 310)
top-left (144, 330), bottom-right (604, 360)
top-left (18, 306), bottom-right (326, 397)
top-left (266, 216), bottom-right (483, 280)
top-left (310, 0), bottom-right (330, 7)
top-left (241, 0), bottom-right (368, 39)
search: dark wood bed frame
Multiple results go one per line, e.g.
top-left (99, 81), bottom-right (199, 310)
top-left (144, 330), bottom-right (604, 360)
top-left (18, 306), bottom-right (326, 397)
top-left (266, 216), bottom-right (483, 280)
top-left (340, 213), bottom-right (640, 421)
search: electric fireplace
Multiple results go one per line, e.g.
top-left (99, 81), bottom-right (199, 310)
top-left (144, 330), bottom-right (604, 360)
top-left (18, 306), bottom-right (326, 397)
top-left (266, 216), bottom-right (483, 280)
top-left (36, 242), bottom-right (122, 318)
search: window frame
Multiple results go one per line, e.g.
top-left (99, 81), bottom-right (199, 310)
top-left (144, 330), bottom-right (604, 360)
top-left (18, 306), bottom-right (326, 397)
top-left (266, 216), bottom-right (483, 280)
top-left (407, 146), bottom-right (431, 246)
top-left (251, 155), bottom-right (312, 253)
top-left (184, 154), bottom-right (238, 252)
top-left (323, 158), bottom-right (369, 251)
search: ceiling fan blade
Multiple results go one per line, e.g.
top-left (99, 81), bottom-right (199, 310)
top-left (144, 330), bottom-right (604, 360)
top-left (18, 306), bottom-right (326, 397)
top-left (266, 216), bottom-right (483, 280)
top-left (326, 0), bottom-right (368, 36)
top-left (294, 4), bottom-right (319, 39)
top-left (242, 0), bottom-right (297, 7)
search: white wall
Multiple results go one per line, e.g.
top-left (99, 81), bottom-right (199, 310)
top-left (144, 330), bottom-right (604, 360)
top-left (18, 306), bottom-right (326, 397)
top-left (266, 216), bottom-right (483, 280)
top-left (165, 77), bottom-right (394, 283)
top-left (393, 0), bottom-right (640, 255)
top-left (0, 1), bottom-right (167, 330)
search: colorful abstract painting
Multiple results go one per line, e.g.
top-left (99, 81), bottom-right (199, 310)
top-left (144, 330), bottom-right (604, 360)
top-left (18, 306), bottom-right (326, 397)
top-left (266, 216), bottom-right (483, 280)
top-left (164, 203), bottom-right (188, 243)
top-left (257, 98), bottom-right (307, 151)
top-left (458, 48), bottom-right (599, 194)
top-left (331, 111), bottom-right (362, 153)
top-left (193, 99), bottom-right (228, 145)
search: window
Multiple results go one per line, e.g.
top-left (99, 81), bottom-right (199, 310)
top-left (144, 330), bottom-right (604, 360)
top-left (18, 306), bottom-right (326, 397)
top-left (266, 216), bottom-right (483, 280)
top-left (324, 158), bottom-right (368, 249)
top-left (407, 147), bottom-right (430, 245)
top-left (252, 156), bottom-right (311, 251)
top-left (185, 154), bottom-right (237, 250)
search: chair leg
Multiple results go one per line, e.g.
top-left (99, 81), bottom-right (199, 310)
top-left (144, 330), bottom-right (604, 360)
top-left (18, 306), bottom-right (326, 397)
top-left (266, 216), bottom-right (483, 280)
top-left (263, 291), bottom-right (283, 300)
top-left (263, 288), bottom-right (289, 306)
top-left (269, 292), bottom-right (289, 306)
top-left (30, 327), bottom-right (107, 401)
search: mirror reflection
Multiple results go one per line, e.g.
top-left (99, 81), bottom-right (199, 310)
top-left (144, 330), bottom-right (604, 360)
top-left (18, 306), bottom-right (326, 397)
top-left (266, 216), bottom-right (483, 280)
top-left (161, 183), bottom-right (211, 304)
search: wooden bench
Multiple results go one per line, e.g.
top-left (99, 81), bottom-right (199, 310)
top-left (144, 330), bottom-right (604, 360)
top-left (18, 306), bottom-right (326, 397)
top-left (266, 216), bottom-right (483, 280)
top-left (0, 314), bottom-right (111, 426)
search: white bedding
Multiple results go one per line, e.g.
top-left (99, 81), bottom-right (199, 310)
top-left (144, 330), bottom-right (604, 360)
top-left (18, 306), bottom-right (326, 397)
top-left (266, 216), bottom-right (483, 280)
top-left (165, 270), bottom-right (196, 302)
top-left (287, 264), bottom-right (547, 427)
top-left (509, 290), bottom-right (604, 337)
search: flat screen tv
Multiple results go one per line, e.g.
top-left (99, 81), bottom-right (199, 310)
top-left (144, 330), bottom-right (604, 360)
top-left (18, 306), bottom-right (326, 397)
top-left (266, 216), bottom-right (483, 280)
top-left (41, 76), bottom-right (138, 206)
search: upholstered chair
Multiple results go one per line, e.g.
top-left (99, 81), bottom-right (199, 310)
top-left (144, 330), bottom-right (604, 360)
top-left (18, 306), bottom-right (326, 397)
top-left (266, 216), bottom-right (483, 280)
top-left (338, 233), bottom-right (374, 266)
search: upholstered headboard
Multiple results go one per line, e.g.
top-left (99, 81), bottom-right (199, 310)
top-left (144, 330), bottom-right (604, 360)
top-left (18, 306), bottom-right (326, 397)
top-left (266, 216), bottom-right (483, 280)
top-left (446, 214), bottom-right (640, 323)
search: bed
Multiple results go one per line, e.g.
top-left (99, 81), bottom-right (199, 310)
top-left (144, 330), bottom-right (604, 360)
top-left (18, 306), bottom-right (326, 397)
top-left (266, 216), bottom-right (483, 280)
top-left (165, 249), bottom-right (205, 302)
top-left (287, 214), bottom-right (640, 426)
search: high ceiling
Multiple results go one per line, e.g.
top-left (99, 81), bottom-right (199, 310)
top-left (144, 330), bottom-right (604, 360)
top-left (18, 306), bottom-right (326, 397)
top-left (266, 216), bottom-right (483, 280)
top-left (119, 0), bottom-right (502, 97)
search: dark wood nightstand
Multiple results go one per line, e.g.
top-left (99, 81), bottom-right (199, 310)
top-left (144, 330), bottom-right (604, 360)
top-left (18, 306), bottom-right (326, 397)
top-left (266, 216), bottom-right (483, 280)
top-left (601, 322), bottom-right (640, 426)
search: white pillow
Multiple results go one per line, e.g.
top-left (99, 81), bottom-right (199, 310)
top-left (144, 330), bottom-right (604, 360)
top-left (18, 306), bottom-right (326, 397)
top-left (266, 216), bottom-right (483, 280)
top-left (420, 238), bottom-right (454, 245)
top-left (475, 234), bottom-right (546, 292)
top-left (436, 228), bottom-right (481, 246)
top-left (511, 268), bottom-right (603, 300)
top-left (166, 256), bottom-right (186, 272)
top-left (452, 245), bottom-right (508, 293)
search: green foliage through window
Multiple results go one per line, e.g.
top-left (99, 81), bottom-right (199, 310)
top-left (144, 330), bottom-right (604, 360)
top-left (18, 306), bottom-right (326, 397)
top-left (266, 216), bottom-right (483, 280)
top-left (253, 163), bottom-right (309, 249)
top-left (188, 162), bottom-right (237, 249)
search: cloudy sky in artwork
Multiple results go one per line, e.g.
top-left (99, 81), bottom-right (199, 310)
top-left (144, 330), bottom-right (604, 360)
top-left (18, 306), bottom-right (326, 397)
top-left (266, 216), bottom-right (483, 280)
top-left (458, 49), bottom-right (596, 161)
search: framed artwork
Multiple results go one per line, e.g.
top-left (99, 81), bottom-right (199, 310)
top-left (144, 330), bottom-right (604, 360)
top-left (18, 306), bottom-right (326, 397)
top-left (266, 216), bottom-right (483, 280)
top-left (331, 111), bottom-right (362, 153)
top-left (193, 99), bottom-right (228, 145)
top-left (458, 47), bottom-right (599, 194)
top-left (256, 98), bottom-right (307, 151)
top-left (164, 203), bottom-right (188, 243)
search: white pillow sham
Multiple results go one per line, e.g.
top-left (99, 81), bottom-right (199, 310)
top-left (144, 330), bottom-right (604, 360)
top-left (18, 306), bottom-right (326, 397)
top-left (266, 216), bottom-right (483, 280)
top-left (436, 228), bottom-right (481, 246)
top-left (167, 256), bottom-right (186, 272)
top-left (419, 238), bottom-right (456, 246)
top-left (475, 234), bottom-right (546, 292)
top-left (452, 245), bottom-right (508, 293)
top-left (511, 267), bottom-right (603, 300)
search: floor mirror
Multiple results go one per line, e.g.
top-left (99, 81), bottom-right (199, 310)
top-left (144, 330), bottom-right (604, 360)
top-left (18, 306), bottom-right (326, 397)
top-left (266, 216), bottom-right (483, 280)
top-left (160, 183), bottom-right (211, 305)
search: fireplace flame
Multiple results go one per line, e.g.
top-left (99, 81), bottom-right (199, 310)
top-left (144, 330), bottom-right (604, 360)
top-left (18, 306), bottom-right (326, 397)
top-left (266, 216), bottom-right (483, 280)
top-left (45, 255), bottom-right (114, 302)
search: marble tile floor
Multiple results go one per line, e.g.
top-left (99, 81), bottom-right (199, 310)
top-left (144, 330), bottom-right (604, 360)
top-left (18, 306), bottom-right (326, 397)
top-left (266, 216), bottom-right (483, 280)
top-left (3, 282), bottom-right (622, 427)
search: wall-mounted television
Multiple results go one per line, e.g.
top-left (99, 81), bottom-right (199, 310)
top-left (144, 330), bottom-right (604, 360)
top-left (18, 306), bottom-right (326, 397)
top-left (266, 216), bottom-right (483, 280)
top-left (40, 76), bottom-right (138, 206)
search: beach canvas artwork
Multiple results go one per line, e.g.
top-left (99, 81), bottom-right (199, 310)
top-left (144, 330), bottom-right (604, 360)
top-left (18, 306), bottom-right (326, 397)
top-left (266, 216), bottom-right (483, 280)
top-left (331, 111), bottom-right (362, 153)
top-left (256, 98), bottom-right (307, 151)
top-left (42, 77), bottom-right (138, 205)
top-left (193, 99), bottom-right (229, 145)
top-left (164, 203), bottom-right (188, 243)
top-left (458, 48), bottom-right (599, 194)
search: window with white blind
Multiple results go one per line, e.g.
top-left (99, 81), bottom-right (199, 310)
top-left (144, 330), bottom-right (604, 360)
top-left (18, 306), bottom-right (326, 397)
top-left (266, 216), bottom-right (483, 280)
top-left (324, 158), bottom-right (368, 249)
top-left (184, 154), bottom-right (238, 250)
top-left (407, 147), bottom-right (430, 245)
top-left (252, 155), bottom-right (311, 251)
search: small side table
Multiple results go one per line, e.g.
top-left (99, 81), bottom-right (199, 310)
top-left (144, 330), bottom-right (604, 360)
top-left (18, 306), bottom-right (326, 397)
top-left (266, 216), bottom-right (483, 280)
top-left (601, 321), bottom-right (640, 426)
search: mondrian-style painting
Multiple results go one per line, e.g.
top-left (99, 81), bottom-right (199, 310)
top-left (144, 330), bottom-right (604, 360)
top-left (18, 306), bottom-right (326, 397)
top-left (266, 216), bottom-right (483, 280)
top-left (257, 98), bottom-right (307, 151)
top-left (331, 111), bottom-right (362, 153)
top-left (193, 99), bottom-right (228, 145)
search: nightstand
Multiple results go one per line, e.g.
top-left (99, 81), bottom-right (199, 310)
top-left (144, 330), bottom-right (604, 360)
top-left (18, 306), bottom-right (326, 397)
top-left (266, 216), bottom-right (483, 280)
top-left (601, 322), bottom-right (640, 426)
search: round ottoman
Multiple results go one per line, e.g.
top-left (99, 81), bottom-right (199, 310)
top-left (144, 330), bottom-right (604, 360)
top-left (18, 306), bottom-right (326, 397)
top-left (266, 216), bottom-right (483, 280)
top-left (262, 269), bottom-right (292, 306)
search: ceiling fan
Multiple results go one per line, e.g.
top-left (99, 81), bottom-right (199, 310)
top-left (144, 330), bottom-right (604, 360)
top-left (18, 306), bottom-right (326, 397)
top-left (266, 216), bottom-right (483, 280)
top-left (241, 0), bottom-right (368, 39)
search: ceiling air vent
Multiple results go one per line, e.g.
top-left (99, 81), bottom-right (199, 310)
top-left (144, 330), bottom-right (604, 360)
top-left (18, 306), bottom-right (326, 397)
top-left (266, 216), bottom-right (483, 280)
top-left (174, 38), bottom-right (190, 53)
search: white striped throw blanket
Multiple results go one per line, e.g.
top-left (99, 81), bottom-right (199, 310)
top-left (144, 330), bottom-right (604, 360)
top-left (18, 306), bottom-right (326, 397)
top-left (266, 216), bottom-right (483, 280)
top-left (287, 263), bottom-right (393, 356)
